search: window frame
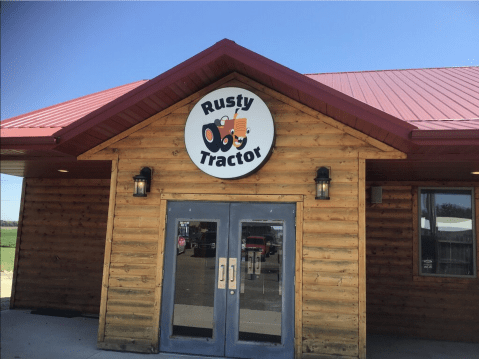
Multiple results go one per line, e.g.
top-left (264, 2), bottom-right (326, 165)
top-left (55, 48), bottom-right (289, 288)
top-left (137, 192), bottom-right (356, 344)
top-left (417, 187), bottom-right (477, 279)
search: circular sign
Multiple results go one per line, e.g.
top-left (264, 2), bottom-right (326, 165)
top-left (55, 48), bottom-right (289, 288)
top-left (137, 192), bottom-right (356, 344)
top-left (185, 87), bottom-right (274, 179)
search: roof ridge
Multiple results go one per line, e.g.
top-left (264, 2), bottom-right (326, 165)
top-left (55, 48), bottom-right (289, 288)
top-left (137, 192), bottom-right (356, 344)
top-left (305, 65), bottom-right (479, 76)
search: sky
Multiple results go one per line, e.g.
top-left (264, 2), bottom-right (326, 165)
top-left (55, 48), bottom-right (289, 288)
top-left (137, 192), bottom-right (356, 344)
top-left (1, 1), bottom-right (478, 221)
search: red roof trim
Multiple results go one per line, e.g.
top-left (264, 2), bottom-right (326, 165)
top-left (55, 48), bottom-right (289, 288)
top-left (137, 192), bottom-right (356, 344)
top-left (223, 41), bottom-right (417, 136)
top-left (6, 40), bottom-right (477, 159)
top-left (411, 129), bottom-right (479, 139)
top-left (0, 137), bottom-right (56, 147)
top-left (53, 44), bottom-right (234, 143)
top-left (52, 39), bottom-right (417, 155)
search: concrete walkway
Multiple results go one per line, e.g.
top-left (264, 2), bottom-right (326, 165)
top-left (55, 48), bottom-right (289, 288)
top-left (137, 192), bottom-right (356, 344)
top-left (1, 271), bottom-right (13, 311)
top-left (1, 309), bottom-right (479, 359)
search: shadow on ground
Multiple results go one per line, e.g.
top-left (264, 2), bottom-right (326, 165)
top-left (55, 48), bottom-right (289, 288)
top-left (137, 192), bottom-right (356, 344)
top-left (1, 310), bottom-right (479, 359)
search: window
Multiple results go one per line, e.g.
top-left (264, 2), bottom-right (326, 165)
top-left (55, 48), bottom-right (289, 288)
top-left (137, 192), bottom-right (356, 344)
top-left (419, 188), bottom-right (476, 277)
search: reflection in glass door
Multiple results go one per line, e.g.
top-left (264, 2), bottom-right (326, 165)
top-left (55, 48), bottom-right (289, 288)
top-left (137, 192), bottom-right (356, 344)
top-left (172, 221), bottom-right (217, 338)
top-left (160, 202), bottom-right (229, 357)
top-left (239, 222), bottom-right (283, 343)
top-left (226, 202), bottom-right (295, 359)
top-left (160, 202), bottom-right (295, 359)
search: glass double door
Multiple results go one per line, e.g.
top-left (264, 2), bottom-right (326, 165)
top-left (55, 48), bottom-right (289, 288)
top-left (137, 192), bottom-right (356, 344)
top-left (160, 202), bottom-right (295, 359)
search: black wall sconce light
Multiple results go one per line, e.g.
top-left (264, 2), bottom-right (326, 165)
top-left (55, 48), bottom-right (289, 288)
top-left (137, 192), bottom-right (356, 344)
top-left (133, 167), bottom-right (152, 197)
top-left (315, 167), bottom-right (331, 200)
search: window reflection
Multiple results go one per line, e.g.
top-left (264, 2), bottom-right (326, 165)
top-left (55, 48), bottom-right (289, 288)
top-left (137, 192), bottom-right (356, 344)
top-left (420, 189), bottom-right (475, 276)
top-left (239, 222), bottom-right (283, 343)
top-left (172, 221), bottom-right (217, 338)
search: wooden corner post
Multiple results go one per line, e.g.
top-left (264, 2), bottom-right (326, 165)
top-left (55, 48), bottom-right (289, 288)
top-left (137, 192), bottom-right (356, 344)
top-left (412, 187), bottom-right (419, 277)
top-left (152, 198), bottom-right (168, 350)
top-left (358, 158), bottom-right (366, 359)
top-left (98, 155), bottom-right (119, 343)
top-left (10, 178), bottom-right (27, 309)
top-left (295, 200), bottom-right (304, 359)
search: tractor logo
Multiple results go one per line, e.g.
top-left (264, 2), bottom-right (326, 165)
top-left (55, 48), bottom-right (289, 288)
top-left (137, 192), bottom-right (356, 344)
top-left (202, 109), bottom-right (249, 153)
top-left (184, 87), bottom-right (274, 179)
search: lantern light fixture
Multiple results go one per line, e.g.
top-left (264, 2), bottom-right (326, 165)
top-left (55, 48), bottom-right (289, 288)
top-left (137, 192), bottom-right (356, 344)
top-left (133, 167), bottom-right (152, 197)
top-left (315, 167), bottom-right (331, 200)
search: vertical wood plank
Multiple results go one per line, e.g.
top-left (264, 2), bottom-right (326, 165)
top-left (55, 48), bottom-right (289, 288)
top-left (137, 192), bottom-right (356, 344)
top-left (412, 187), bottom-right (419, 276)
top-left (152, 198), bottom-right (168, 349)
top-left (295, 199), bottom-right (304, 359)
top-left (9, 178), bottom-right (27, 309)
top-left (98, 155), bottom-right (119, 342)
top-left (358, 158), bottom-right (366, 359)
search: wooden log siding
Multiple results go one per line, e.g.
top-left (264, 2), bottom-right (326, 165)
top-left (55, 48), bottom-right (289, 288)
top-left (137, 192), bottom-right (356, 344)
top-left (12, 178), bottom-right (110, 314)
top-left (366, 182), bottom-right (479, 343)
top-left (86, 75), bottom-right (404, 357)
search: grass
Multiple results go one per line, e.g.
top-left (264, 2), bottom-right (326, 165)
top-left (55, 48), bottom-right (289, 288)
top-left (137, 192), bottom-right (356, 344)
top-left (1, 247), bottom-right (15, 272)
top-left (1, 228), bottom-right (17, 248)
top-left (1, 228), bottom-right (17, 272)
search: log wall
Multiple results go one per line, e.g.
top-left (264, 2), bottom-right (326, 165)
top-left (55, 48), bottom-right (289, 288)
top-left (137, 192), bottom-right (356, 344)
top-left (11, 178), bottom-right (110, 314)
top-left (88, 74), bottom-right (402, 357)
top-left (366, 182), bottom-right (479, 343)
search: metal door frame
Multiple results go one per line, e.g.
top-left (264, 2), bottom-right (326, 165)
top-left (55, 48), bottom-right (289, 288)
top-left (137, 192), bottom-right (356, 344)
top-left (159, 202), bottom-right (229, 357)
top-left (159, 201), bottom-right (296, 359)
top-left (225, 202), bottom-right (296, 359)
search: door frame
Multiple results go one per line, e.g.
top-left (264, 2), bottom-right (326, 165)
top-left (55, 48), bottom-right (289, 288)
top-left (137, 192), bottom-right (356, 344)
top-left (160, 201), bottom-right (230, 357)
top-left (155, 194), bottom-right (304, 359)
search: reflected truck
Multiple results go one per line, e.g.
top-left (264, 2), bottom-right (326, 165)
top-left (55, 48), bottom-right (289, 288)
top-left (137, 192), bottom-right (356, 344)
top-left (191, 232), bottom-right (217, 257)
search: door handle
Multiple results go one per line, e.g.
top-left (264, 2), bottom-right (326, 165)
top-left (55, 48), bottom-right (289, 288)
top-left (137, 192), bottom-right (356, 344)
top-left (229, 258), bottom-right (237, 290)
top-left (220, 265), bottom-right (225, 281)
top-left (255, 252), bottom-right (262, 274)
top-left (218, 257), bottom-right (227, 289)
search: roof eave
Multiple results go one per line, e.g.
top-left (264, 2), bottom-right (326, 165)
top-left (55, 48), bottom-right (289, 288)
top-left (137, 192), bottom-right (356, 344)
top-left (219, 41), bottom-right (417, 151)
top-left (53, 42), bottom-right (236, 144)
top-left (411, 129), bottom-right (479, 140)
top-left (404, 129), bottom-right (479, 161)
top-left (48, 39), bottom-right (417, 156)
top-left (1, 136), bottom-right (57, 148)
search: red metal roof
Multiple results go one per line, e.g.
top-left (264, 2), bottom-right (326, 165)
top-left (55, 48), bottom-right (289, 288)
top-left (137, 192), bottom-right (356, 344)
top-left (1, 80), bottom-right (147, 179)
top-left (1, 80), bottom-right (148, 138)
top-left (46, 39), bottom-right (415, 157)
top-left (306, 67), bottom-right (479, 130)
top-left (1, 40), bottom-right (478, 180)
